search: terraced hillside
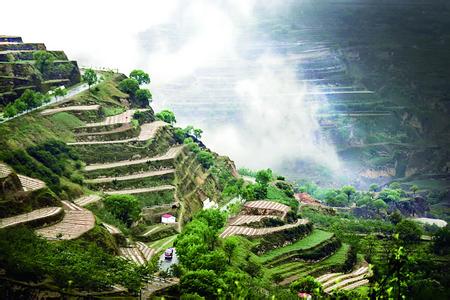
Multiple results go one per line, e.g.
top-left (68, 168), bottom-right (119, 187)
top-left (0, 35), bottom-right (80, 106)
top-left (219, 199), bottom-right (362, 293)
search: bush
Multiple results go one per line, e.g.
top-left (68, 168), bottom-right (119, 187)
top-left (395, 220), bottom-right (423, 243)
top-left (104, 195), bottom-right (140, 227)
top-left (197, 150), bottom-right (214, 169)
top-left (0, 227), bottom-right (148, 291)
top-left (134, 88), bottom-right (152, 107)
top-left (290, 276), bottom-right (323, 295)
top-left (118, 78), bottom-right (140, 95)
top-left (155, 109), bottom-right (176, 124)
top-left (133, 110), bottom-right (154, 125)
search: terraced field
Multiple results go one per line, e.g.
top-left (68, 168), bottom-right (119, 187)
top-left (119, 242), bottom-right (155, 265)
top-left (68, 121), bottom-right (167, 145)
top-left (17, 174), bottom-right (46, 191)
top-left (35, 201), bottom-right (95, 240)
top-left (104, 185), bottom-right (175, 195)
top-left (84, 109), bottom-right (143, 127)
top-left (73, 194), bottom-right (102, 207)
top-left (230, 214), bottom-right (278, 226)
top-left (220, 218), bottom-right (309, 238)
top-left (0, 207), bottom-right (63, 229)
top-left (102, 222), bottom-right (122, 235)
top-left (84, 145), bottom-right (184, 172)
top-left (317, 265), bottom-right (370, 293)
top-left (275, 244), bottom-right (352, 285)
top-left (257, 229), bottom-right (334, 264)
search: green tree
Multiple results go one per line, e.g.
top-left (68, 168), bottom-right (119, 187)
top-left (223, 237), bottom-right (238, 264)
top-left (369, 183), bottom-right (379, 192)
top-left (155, 109), bottom-right (176, 124)
top-left (20, 89), bottom-right (44, 110)
top-left (197, 150), bottom-right (214, 169)
top-left (33, 50), bottom-right (55, 73)
top-left (290, 276), bottom-right (323, 295)
top-left (129, 69), bottom-right (150, 85)
top-left (134, 88), bottom-right (152, 107)
top-left (180, 270), bottom-right (223, 299)
top-left (395, 220), bottom-right (423, 243)
top-left (372, 199), bottom-right (388, 213)
top-left (193, 128), bottom-right (203, 139)
top-left (52, 86), bottom-right (67, 97)
top-left (256, 169), bottom-right (272, 185)
top-left (389, 182), bottom-right (401, 189)
top-left (433, 225), bottom-right (450, 255)
top-left (82, 68), bottom-right (97, 90)
top-left (253, 183), bottom-right (268, 199)
top-left (341, 185), bottom-right (356, 198)
top-left (328, 192), bottom-right (348, 207)
top-left (118, 78), bottom-right (139, 95)
top-left (370, 246), bottom-right (412, 299)
top-left (195, 209), bottom-right (226, 231)
top-left (378, 188), bottom-right (401, 202)
top-left (360, 234), bottom-right (377, 262)
top-left (104, 195), bottom-right (140, 227)
top-left (3, 103), bottom-right (18, 118)
top-left (389, 210), bottom-right (403, 225)
top-left (410, 184), bottom-right (419, 196)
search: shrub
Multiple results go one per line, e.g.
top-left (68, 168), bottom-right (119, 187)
top-left (129, 69), bottom-right (150, 85)
top-left (155, 109), bottom-right (176, 124)
top-left (33, 50), bottom-right (55, 73)
top-left (134, 88), bottom-right (152, 107)
top-left (104, 195), bottom-right (140, 227)
top-left (133, 110), bottom-right (154, 125)
top-left (118, 78), bottom-right (139, 95)
top-left (395, 220), bottom-right (423, 243)
top-left (197, 150), bottom-right (214, 169)
top-left (290, 276), bottom-right (323, 295)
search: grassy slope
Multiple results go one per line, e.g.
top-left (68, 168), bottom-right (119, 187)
top-left (267, 243), bottom-right (350, 278)
top-left (257, 229), bottom-right (334, 263)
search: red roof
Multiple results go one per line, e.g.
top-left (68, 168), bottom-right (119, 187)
top-left (162, 214), bottom-right (174, 218)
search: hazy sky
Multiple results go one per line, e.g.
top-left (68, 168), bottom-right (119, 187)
top-left (1, 0), bottom-right (340, 172)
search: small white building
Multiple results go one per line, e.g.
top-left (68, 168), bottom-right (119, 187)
top-left (161, 213), bottom-right (176, 224)
top-left (203, 198), bottom-right (218, 210)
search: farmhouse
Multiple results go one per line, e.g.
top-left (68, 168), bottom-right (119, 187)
top-left (161, 213), bottom-right (176, 224)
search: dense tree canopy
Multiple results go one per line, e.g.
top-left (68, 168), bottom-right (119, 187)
top-left (129, 69), bottom-right (150, 85)
top-left (395, 220), bottom-right (423, 243)
top-left (104, 195), bottom-right (140, 227)
top-left (134, 88), bottom-right (152, 107)
top-left (118, 78), bottom-right (140, 95)
top-left (155, 109), bottom-right (176, 124)
top-left (33, 50), bottom-right (55, 73)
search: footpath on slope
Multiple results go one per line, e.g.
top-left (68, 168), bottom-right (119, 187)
top-left (35, 200), bottom-right (95, 240)
top-left (85, 169), bottom-right (175, 184)
top-left (85, 145), bottom-right (184, 171)
top-left (40, 105), bottom-right (100, 116)
top-left (68, 121), bottom-right (167, 145)
top-left (82, 109), bottom-right (146, 127)
top-left (0, 207), bottom-right (63, 229)
top-left (220, 218), bottom-right (309, 238)
top-left (0, 83), bottom-right (92, 124)
top-left (119, 242), bottom-right (155, 265)
top-left (319, 265), bottom-right (370, 293)
top-left (104, 185), bottom-right (175, 195)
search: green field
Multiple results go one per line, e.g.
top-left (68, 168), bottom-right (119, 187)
top-left (267, 243), bottom-right (351, 281)
top-left (257, 229), bottom-right (334, 263)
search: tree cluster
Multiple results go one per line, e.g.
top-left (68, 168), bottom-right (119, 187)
top-left (118, 69), bottom-right (152, 107)
top-left (174, 209), bottom-right (269, 299)
top-left (3, 89), bottom-right (51, 118)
